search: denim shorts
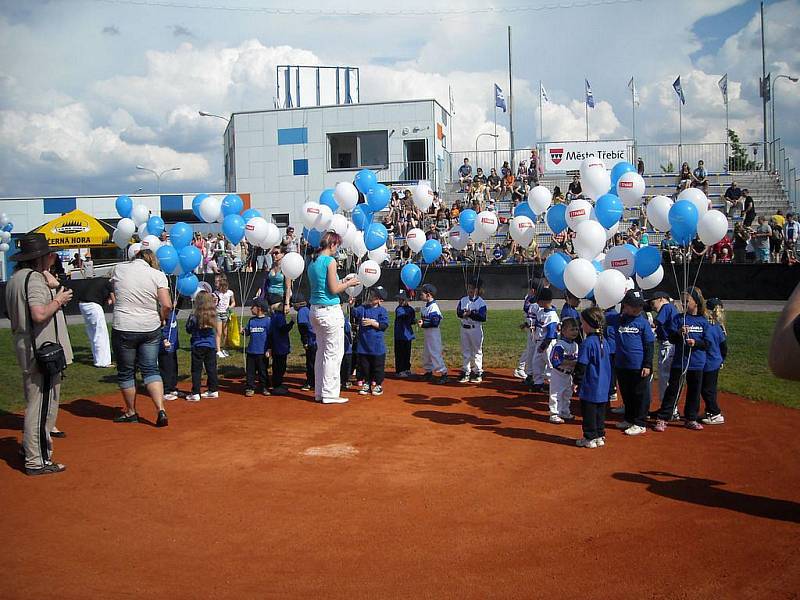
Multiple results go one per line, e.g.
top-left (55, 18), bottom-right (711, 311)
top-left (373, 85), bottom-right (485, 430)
top-left (112, 328), bottom-right (163, 390)
top-left (217, 311), bottom-right (230, 323)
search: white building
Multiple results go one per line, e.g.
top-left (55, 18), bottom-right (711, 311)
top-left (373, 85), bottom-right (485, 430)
top-left (224, 98), bottom-right (451, 225)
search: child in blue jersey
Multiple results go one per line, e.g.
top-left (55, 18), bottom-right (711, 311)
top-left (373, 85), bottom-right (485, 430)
top-left (604, 304), bottom-right (622, 413)
top-left (701, 298), bottom-right (728, 425)
top-left (294, 293), bottom-right (316, 392)
top-left (185, 291), bottom-right (219, 401)
top-left (548, 317), bottom-right (580, 423)
top-left (530, 288), bottom-right (559, 392)
top-left (560, 291), bottom-right (581, 324)
top-left (353, 286), bottom-right (390, 396)
top-left (612, 290), bottom-right (655, 436)
top-left (418, 283), bottom-right (447, 384)
top-left (654, 287), bottom-right (710, 432)
top-left (341, 304), bottom-right (354, 389)
top-left (649, 292), bottom-right (679, 413)
top-left (160, 308), bottom-right (181, 401)
top-left (457, 278), bottom-right (488, 384)
top-left (515, 279), bottom-right (547, 380)
top-left (394, 290), bottom-right (416, 378)
top-left (573, 307), bottom-right (612, 448)
top-left (242, 298), bottom-right (271, 396)
top-left (268, 301), bottom-right (293, 395)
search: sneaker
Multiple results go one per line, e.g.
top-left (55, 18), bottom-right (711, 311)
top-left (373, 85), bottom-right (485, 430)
top-left (701, 413), bottom-right (725, 425)
top-left (513, 368), bottom-right (527, 379)
top-left (216, 351), bottom-right (226, 358)
top-left (685, 420), bottom-right (704, 431)
top-left (524, 375), bottom-right (533, 386)
top-left (185, 394), bottom-right (201, 402)
top-left (610, 406), bottom-right (625, 415)
top-left (164, 393), bottom-right (178, 401)
top-left (458, 373), bottom-right (470, 383)
top-left (359, 383), bottom-right (371, 395)
top-left (262, 389), bottom-right (271, 396)
top-left (576, 437), bottom-right (598, 448)
top-left (624, 425), bottom-right (647, 436)
top-left (397, 371), bottom-right (409, 378)
top-left (470, 374), bottom-right (483, 384)
top-left (561, 413), bottom-right (574, 421)
top-left (301, 384), bottom-right (312, 391)
top-left (434, 375), bottom-right (448, 384)
top-left (402, 370), bottom-right (414, 378)
top-left (609, 393), bottom-right (618, 402)
top-left (595, 436), bottom-right (606, 447)
top-left (372, 385), bottom-right (383, 396)
top-left (201, 390), bottom-right (219, 399)
top-left (549, 415), bottom-right (565, 424)
top-left (245, 389), bottom-right (255, 397)
top-left (321, 396), bottom-right (349, 404)
top-left (653, 419), bottom-right (667, 432)
top-left (615, 421), bottom-right (633, 430)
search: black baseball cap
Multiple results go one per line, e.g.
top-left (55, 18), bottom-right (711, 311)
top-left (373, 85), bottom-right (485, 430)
top-left (622, 290), bottom-right (646, 307)
top-left (706, 297), bottom-right (724, 310)
top-left (371, 286), bottom-right (388, 301)
top-left (648, 291), bottom-right (671, 301)
top-left (421, 283), bottom-right (437, 296)
top-left (254, 298), bottom-right (271, 311)
top-left (396, 289), bottom-right (410, 300)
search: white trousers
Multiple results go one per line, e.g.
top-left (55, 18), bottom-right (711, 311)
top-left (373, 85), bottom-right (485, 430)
top-left (532, 339), bottom-right (555, 385)
top-left (549, 369), bottom-right (573, 416)
top-left (460, 326), bottom-right (484, 375)
top-left (522, 330), bottom-right (536, 375)
top-left (79, 302), bottom-right (112, 367)
top-left (422, 328), bottom-right (446, 374)
top-left (310, 304), bottom-right (345, 401)
top-left (657, 340), bottom-right (675, 402)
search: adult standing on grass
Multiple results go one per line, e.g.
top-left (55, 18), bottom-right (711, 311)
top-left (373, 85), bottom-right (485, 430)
top-left (76, 276), bottom-right (114, 368)
top-left (307, 232), bottom-right (361, 404)
top-left (6, 233), bottom-right (74, 476)
top-left (110, 248), bottom-right (172, 427)
top-left (260, 243), bottom-right (293, 309)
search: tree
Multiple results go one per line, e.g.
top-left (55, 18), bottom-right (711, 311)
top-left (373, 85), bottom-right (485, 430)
top-left (728, 128), bottom-right (761, 171)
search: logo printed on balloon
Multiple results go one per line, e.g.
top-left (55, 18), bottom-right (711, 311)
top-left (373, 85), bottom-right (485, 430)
top-left (307, 207), bottom-right (319, 215)
top-left (619, 181), bottom-right (633, 189)
top-left (246, 224), bottom-right (255, 231)
top-left (364, 267), bottom-right (377, 275)
top-left (451, 231), bottom-right (460, 238)
top-left (569, 209), bottom-right (586, 218)
top-left (481, 217), bottom-right (494, 224)
top-left (611, 259), bottom-right (629, 268)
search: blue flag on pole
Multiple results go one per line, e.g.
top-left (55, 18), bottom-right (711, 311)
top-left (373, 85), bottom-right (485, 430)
top-left (585, 79), bottom-right (595, 108)
top-left (494, 84), bottom-right (507, 112)
top-left (673, 76), bottom-right (686, 105)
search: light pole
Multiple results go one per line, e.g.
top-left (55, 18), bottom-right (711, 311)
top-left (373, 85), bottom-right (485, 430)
top-left (135, 165), bottom-right (180, 193)
top-left (475, 132), bottom-right (499, 162)
top-left (770, 74), bottom-right (798, 172)
top-left (199, 110), bottom-right (230, 122)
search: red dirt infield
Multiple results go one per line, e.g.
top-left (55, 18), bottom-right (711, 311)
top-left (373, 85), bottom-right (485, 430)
top-left (2, 371), bottom-right (799, 599)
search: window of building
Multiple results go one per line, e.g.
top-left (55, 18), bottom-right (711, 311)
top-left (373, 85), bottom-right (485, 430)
top-left (328, 130), bottom-right (389, 170)
top-left (441, 107), bottom-right (448, 127)
top-left (273, 213), bottom-right (290, 228)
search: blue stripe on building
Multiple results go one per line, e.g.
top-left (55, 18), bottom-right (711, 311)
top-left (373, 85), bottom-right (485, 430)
top-left (160, 194), bottom-right (184, 212)
top-left (293, 159), bottom-right (309, 176)
top-left (43, 197), bottom-right (77, 214)
top-left (277, 127), bottom-right (308, 145)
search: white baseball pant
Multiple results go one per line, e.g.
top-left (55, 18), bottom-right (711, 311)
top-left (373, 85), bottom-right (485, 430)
top-left (310, 304), bottom-right (345, 401)
top-left (460, 326), bottom-right (484, 375)
top-left (523, 330), bottom-right (536, 376)
top-left (79, 301), bottom-right (112, 367)
top-left (423, 328), bottom-right (446, 374)
top-left (532, 339), bottom-right (556, 385)
top-left (548, 369), bottom-right (573, 417)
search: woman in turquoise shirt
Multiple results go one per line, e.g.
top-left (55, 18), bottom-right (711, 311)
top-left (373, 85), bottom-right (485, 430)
top-left (307, 232), bottom-right (360, 404)
top-left (260, 243), bottom-right (292, 310)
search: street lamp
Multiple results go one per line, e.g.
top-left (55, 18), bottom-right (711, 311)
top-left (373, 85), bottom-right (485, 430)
top-left (135, 165), bottom-right (181, 193)
top-left (475, 132), bottom-right (499, 154)
top-left (199, 110), bottom-right (230, 122)
top-left (770, 74), bottom-right (799, 172)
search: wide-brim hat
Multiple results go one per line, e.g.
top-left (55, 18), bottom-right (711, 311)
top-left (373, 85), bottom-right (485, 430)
top-left (9, 233), bottom-right (55, 262)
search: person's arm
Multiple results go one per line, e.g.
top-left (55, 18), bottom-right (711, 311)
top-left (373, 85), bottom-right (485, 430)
top-left (42, 270), bottom-right (60, 289)
top-left (327, 260), bottom-right (359, 295)
top-left (769, 281), bottom-right (800, 380)
top-left (228, 291), bottom-right (236, 310)
top-left (29, 286), bottom-right (73, 324)
top-left (642, 341), bottom-right (654, 376)
top-left (470, 303), bottom-right (488, 322)
top-left (456, 301), bottom-right (465, 319)
top-left (157, 287), bottom-right (173, 322)
top-left (376, 309), bottom-right (389, 331)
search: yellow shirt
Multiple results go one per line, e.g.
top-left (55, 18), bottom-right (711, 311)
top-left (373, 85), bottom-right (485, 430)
top-left (773, 214), bottom-right (785, 227)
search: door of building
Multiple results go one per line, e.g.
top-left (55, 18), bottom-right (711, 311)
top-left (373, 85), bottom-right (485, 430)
top-left (404, 139), bottom-right (428, 181)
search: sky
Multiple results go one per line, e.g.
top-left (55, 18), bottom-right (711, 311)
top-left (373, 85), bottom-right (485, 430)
top-left (0, 0), bottom-right (798, 197)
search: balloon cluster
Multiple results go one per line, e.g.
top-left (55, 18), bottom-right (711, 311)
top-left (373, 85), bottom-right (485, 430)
top-left (0, 212), bottom-right (14, 253)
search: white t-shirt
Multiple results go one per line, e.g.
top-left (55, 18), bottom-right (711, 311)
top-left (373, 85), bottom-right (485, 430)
top-left (111, 259), bottom-right (169, 332)
top-left (215, 289), bottom-right (234, 313)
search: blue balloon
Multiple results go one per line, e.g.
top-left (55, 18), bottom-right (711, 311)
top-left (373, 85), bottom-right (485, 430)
top-left (221, 194), bottom-right (244, 217)
top-left (513, 202), bottom-right (536, 221)
top-left (624, 243), bottom-right (639, 256)
top-left (421, 239), bottom-right (442, 264)
top-left (459, 209), bottom-right (477, 233)
top-left (364, 222), bottom-right (388, 251)
top-left (610, 161), bottom-right (636, 187)
top-left (351, 204), bottom-right (373, 231)
top-left (222, 213), bottom-right (246, 244)
top-left (191, 194), bottom-right (208, 220)
top-left (156, 245), bottom-right (179, 274)
top-left (146, 216), bottom-right (165, 238)
top-left (400, 263), bottom-right (422, 290)
top-left (669, 200), bottom-right (699, 246)
top-left (366, 184), bottom-right (391, 212)
top-left (319, 189), bottom-right (338, 212)
top-left (241, 208), bottom-right (262, 222)
top-left (544, 252), bottom-right (571, 290)
top-left (169, 222), bottom-right (192, 249)
top-left (176, 273), bottom-right (199, 297)
top-left (178, 245), bottom-right (202, 272)
top-left (3, 222), bottom-right (13, 233)
top-left (594, 193), bottom-right (623, 229)
top-left (304, 227), bottom-right (322, 248)
top-left (115, 195), bottom-right (133, 218)
top-left (546, 204), bottom-right (568, 234)
top-left (635, 245), bottom-right (661, 278)
top-left (592, 259), bottom-right (604, 273)
top-left (354, 169), bottom-right (377, 195)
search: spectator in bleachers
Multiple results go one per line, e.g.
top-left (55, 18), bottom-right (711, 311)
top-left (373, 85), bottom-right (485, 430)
top-left (501, 161), bottom-right (512, 178)
top-left (516, 161), bottom-right (527, 179)
top-left (435, 209), bottom-right (450, 238)
top-left (512, 178), bottom-right (529, 204)
top-left (753, 215), bottom-right (772, 263)
top-left (426, 222), bottom-right (438, 240)
top-left (690, 236), bottom-right (707, 262)
top-left (491, 243), bottom-right (506, 264)
top-left (487, 168), bottom-right (502, 199)
top-left (502, 169), bottom-right (515, 199)
top-left (678, 162), bottom-right (692, 191)
top-left (741, 189), bottom-right (756, 228)
top-left (785, 213), bottom-right (798, 261)
top-left (528, 149), bottom-right (543, 186)
top-left (660, 231), bottom-right (678, 263)
top-left (691, 160), bottom-right (709, 195)
top-left (772, 209), bottom-right (786, 228)
top-left (567, 175), bottom-right (583, 200)
top-left (637, 157), bottom-right (645, 176)
top-left (458, 158), bottom-right (473, 191)
top-left (732, 223), bottom-right (749, 263)
top-left (398, 241), bottom-right (412, 265)
top-left (723, 180), bottom-right (742, 216)
top-left (389, 190), bottom-right (401, 213)
top-left (709, 233), bottom-right (733, 264)
top-left (472, 167), bottom-right (488, 204)
top-left (552, 186), bottom-right (565, 204)
top-left (430, 191), bottom-right (442, 215)
top-left (770, 219), bottom-right (785, 264)
top-left (450, 200), bottom-right (461, 220)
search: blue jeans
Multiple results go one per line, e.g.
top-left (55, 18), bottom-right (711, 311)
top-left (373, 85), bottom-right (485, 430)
top-left (112, 328), bottom-right (163, 390)
top-left (755, 247), bottom-right (770, 263)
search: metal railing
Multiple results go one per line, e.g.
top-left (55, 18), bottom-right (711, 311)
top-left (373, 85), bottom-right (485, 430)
top-left (374, 161), bottom-right (436, 188)
top-left (771, 138), bottom-right (799, 213)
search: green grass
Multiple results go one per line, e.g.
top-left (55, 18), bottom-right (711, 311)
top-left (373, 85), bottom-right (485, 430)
top-left (1, 310), bottom-right (797, 413)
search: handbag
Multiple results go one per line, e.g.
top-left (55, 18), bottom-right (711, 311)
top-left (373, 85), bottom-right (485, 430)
top-left (25, 271), bottom-right (68, 376)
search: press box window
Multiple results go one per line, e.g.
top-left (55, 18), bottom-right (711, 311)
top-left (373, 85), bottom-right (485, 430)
top-left (328, 131), bottom-right (388, 170)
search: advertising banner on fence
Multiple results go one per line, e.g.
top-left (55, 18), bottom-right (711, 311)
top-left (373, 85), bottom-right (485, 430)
top-left (544, 141), bottom-right (631, 172)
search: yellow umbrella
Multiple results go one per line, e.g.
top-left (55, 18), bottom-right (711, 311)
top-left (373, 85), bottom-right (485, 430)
top-left (34, 209), bottom-right (116, 248)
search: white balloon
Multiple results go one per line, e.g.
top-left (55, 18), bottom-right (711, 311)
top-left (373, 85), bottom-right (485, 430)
top-left (261, 223), bottom-right (281, 249)
top-left (127, 242), bottom-right (142, 260)
top-left (471, 227), bottom-right (490, 243)
top-left (566, 199), bottom-right (593, 231)
top-left (313, 204), bottom-right (333, 232)
top-left (475, 210), bottom-right (498, 238)
top-left (280, 252), bottom-right (305, 279)
top-left (199, 196), bottom-right (222, 223)
top-left (448, 225), bottom-right (469, 251)
top-left (509, 216), bottom-right (536, 246)
top-left (646, 195), bottom-right (674, 232)
top-left (358, 259), bottom-right (381, 287)
top-left (130, 204), bottom-right (150, 226)
top-left (0, 213), bottom-right (8, 226)
top-left (341, 222), bottom-right (358, 250)
top-left (636, 265), bottom-right (664, 290)
top-left (0, 243), bottom-right (9, 252)
top-left (582, 166), bottom-right (611, 200)
top-left (527, 185), bottom-right (552, 215)
top-left (301, 202), bottom-right (322, 229)
top-left (350, 232), bottom-right (368, 258)
top-left (625, 277), bottom-right (636, 293)
top-left (137, 222), bottom-right (149, 240)
top-left (697, 209), bottom-right (729, 246)
top-left (617, 172), bottom-right (646, 208)
top-left (113, 229), bottom-right (128, 249)
top-left (580, 156), bottom-right (606, 179)
top-left (605, 221), bottom-right (620, 240)
top-left (677, 187), bottom-right (709, 219)
top-left (574, 220), bottom-right (607, 260)
top-left (245, 217), bottom-right (267, 245)
top-left (116, 217), bottom-right (136, 240)
top-left (141, 234), bottom-right (161, 252)
top-left (329, 213), bottom-right (349, 236)
top-left (345, 281), bottom-right (364, 297)
top-left (564, 258), bottom-right (598, 299)
top-left (413, 183), bottom-right (434, 212)
top-left (593, 269), bottom-right (628, 309)
top-left (368, 244), bottom-right (389, 264)
top-left (603, 245), bottom-right (636, 277)
top-left (0, 231), bottom-right (10, 242)
top-left (334, 182), bottom-right (359, 211)
top-left (405, 228), bottom-right (426, 253)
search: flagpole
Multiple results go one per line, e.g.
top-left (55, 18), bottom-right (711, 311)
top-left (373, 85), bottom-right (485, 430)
top-left (725, 95), bottom-right (729, 173)
top-left (507, 25), bottom-right (514, 165)
top-left (494, 103), bottom-right (498, 167)
top-left (585, 98), bottom-right (589, 141)
top-left (678, 96), bottom-right (683, 166)
top-left (539, 81), bottom-right (544, 143)
top-left (631, 77), bottom-right (637, 158)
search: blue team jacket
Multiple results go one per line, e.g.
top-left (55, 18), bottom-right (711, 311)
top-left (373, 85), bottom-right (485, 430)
top-left (704, 323), bottom-right (727, 372)
top-left (394, 305), bottom-right (416, 341)
top-left (161, 310), bottom-right (180, 353)
top-left (344, 318), bottom-right (353, 355)
top-left (669, 313), bottom-right (709, 371)
top-left (268, 312), bottom-right (294, 356)
top-left (577, 333), bottom-right (612, 404)
top-left (244, 315), bottom-right (271, 355)
top-left (560, 303), bottom-right (580, 324)
top-left (186, 315), bottom-right (216, 349)
top-left (614, 313), bottom-right (655, 370)
top-left (352, 304), bottom-right (389, 355)
top-left (297, 306), bottom-right (316, 348)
